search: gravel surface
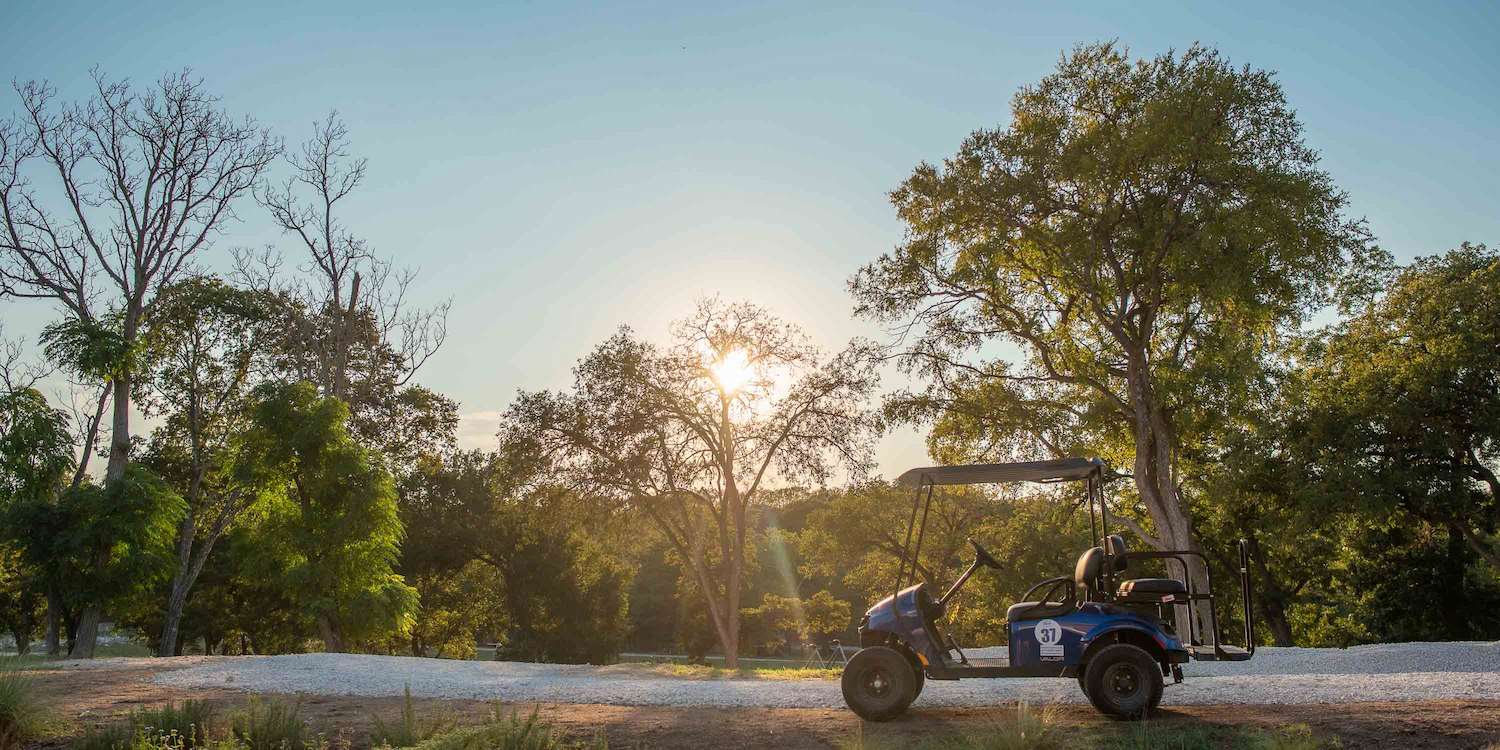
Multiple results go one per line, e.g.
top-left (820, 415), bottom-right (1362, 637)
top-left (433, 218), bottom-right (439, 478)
top-left (146, 642), bottom-right (1500, 708)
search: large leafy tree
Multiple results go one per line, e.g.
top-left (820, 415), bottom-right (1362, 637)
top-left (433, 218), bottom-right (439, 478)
top-left (137, 277), bottom-right (282, 656)
top-left (1301, 244), bottom-right (1500, 576)
top-left (0, 385), bottom-right (73, 654)
top-left (240, 381), bottom-right (417, 651)
top-left (501, 298), bottom-right (880, 666)
top-left (850, 43), bottom-right (1377, 636)
top-left (0, 71), bottom-right (278, 656)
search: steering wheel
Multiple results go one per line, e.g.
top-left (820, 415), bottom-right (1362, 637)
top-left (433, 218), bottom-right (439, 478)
top-left (969, 538), bottom-right (1002, 570)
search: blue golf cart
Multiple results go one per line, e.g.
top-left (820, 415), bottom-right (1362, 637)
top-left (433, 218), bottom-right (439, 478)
top-left (841, 457), bottom-right (1255, 721)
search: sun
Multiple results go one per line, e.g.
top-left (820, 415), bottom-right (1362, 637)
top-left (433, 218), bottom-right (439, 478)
top-left (709, 348), bottom-right (752, 394)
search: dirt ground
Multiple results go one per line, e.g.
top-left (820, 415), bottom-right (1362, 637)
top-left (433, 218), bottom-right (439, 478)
top-left (21, 660), bottom-right (1500, 749)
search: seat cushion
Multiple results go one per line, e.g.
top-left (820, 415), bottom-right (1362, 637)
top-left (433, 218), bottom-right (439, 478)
top-left (1116, 578), bottom-right (1187, 600)
top-left (1007, 601), bottom-right (1072, 621)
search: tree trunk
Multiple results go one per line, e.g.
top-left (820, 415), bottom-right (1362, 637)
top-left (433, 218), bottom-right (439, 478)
top-left (104, 371), bottom-right (131, 482)
top-left (1125, 351), bottom-right (1215, 644)
top-left (44, 586), bottom-right (62, 656)
top-left (69, 607), bottom-right (101, 659)
top-left (70, 370), bottom-right (135, 660)
top-left (318, 614), bottom-right (346, 652)
top-left (1259, 596), bottom-right (1294, 647)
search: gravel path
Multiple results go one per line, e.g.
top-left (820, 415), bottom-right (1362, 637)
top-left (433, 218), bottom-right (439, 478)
top-left (148, 642), bottom-right (1500, 708)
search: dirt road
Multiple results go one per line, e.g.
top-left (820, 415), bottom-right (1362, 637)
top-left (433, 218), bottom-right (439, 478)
top-left (22, 659), bottom-right (1500, 749)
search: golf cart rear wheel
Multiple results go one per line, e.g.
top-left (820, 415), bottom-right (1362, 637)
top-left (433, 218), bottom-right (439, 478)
top-left (1083, 644), bottom-right (1163, 720)
top-left (842, 646), bottom-right (917, 721)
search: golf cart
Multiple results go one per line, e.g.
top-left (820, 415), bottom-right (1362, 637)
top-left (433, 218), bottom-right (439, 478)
top-left (841, 457), bottom-right (1255, 721)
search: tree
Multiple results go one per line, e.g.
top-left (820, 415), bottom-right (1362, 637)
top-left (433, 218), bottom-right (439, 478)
top-left (0, 71), bottom-right (278, 656)
top-left (137, 277), bottom-right (281, 656)
top-left (249, 113), bottom-right (449, 461)
top-left (1301, 244), bottom-right (1500, 576)
top-left (240, 381), bottom-right (417, 652)
top-left (849, 43), bottom-right (1378, 638)
top-left (0, 384), bottom-right (74, 655)
top-left (501, 298), bottom-right (880, 666)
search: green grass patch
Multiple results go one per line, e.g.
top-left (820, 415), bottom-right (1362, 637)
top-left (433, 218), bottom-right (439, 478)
top-left (371, 685), bottom-right (449, 747)
top-left (842, 704), bottom-right (1340, 750)
top-left (230, 696), bottom-right (310, 750)
top-left (0, 671), bottom-right (49, 750)
top-left (71, 701), bottom-right (218, 750)
top-left (406, 706), bottom-right (609, 750)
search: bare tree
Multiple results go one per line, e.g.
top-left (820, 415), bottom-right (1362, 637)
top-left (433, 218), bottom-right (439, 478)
top-left (252, 113), bottom-right (448, 439)
top-left (501, 298), bottom-right (881, 666)
top-left (0, 70), bottom-right (278, 656)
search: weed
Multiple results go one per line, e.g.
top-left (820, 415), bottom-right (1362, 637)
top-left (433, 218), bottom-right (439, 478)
top-left (408, 706), bottom-right (607, 750)
top-left (230, 697), bottom-right (309, 750)
top-left (0, 672), bottom-right (46, 750)
top-left (370, 685), bottom-right (447, 747)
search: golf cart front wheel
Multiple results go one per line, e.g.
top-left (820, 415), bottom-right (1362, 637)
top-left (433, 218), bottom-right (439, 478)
top-left (841, 646), bottom-right (917, 721)
top-left (1083, 644), bottom-right (1164, 720)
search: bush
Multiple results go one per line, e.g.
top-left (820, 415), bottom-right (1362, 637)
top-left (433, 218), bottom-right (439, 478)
top-left (370, 685), bottom-right (446, 747)
top-left (132, 701), bottom-right (215, 747)
top-left (230, 697), bottom-right (309, 750)
top-left (0, 672), bottom-right (46, 750)
top-left (71, 701), bottom-right (217, 750)
top-left (410, 707), bottom-right (606, 750)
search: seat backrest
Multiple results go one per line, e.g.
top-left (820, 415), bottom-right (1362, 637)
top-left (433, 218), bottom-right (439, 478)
top-left (1105, 534), bottom-right (1128, 573)
top-left (1074, 546), bottom-right (1103, 599)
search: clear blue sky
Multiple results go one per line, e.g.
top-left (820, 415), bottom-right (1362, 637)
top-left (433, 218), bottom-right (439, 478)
top-left (3, 1), bottom-right (1497, 476)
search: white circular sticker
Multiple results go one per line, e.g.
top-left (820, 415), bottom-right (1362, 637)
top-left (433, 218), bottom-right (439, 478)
top-left (1035, 619), bottom-right (1063, 645)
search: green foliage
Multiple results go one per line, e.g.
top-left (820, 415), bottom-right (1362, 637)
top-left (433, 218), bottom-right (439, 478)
top-left (230, 697), bottom-right (308, 750)
top-left (39, 316), bottom-right (140, 382)
top-left (370, 685), bottom-right (447, 748)
top-left (241, 381), bottom-right (417, 650)
top-left (741, 590), bottom-right (850, 650)
top-left (409, 707), bottom-right (607, 750)
top-left (0, 387), bottom-right (73, 504)
top-left (0, 672), bottom-right (46, 750)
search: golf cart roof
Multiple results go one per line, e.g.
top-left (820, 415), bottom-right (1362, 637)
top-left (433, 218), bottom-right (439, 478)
top-left (895, 457), bottom-right (1106, 488)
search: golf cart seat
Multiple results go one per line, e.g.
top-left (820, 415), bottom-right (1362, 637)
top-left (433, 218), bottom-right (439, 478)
top-left (1008, 544), bottom-right (1105, 621)
top-left (1106, 534), bottom-right (1189, 601)
top-left (1117, 578), bottom-right (1187, 599)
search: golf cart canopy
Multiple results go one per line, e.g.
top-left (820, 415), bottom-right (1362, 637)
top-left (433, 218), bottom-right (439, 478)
top-left (895, 457), bottom-right (1106, 488)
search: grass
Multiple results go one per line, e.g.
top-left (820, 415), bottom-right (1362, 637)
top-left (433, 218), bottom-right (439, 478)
top-left (231, 696), bottom-right (311, 750)
top-left (840, 702), bottom-right (1341, 750)
top-left (72, 701), bottom-right (217, 750)
top-left (0, 672), bottom-right (49, 750)
top-left (371, 685), bottom-right (449, 747)
top-left (405, 706), bottom-right (609, 750)
top-left (840, 703), bottom-right (1065, 750)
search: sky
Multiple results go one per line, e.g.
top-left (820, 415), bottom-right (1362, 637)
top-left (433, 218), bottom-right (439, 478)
top-left (2, 1), bottom-right (1498, 478)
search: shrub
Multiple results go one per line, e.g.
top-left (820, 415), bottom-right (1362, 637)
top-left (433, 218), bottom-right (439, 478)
top-left (230, 697), bottom-right (309, 750)
top-left (132, 701), bottom-right (215, 747)
top-left (370, 685), bottom-right (447, 747)
top-left (0, 672), bottom-right (46, 750)
top-left (410, 706), bottom-right (607, 750)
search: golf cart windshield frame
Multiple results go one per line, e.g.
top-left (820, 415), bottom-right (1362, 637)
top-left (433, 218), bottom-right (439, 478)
top-left (890, 457), bottom-right (1115, 605)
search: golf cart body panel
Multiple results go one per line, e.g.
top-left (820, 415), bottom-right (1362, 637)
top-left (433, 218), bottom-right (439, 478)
top-left (860, 588), bottom-right (1189, 679)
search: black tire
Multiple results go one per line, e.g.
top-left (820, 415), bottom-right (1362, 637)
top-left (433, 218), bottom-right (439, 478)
top-left (1083, 644), bottom-right (1163, 720)
top-left (911, 659), bottom-right (926, 702)
top-left (841, 646), bottom-right (917, 722)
